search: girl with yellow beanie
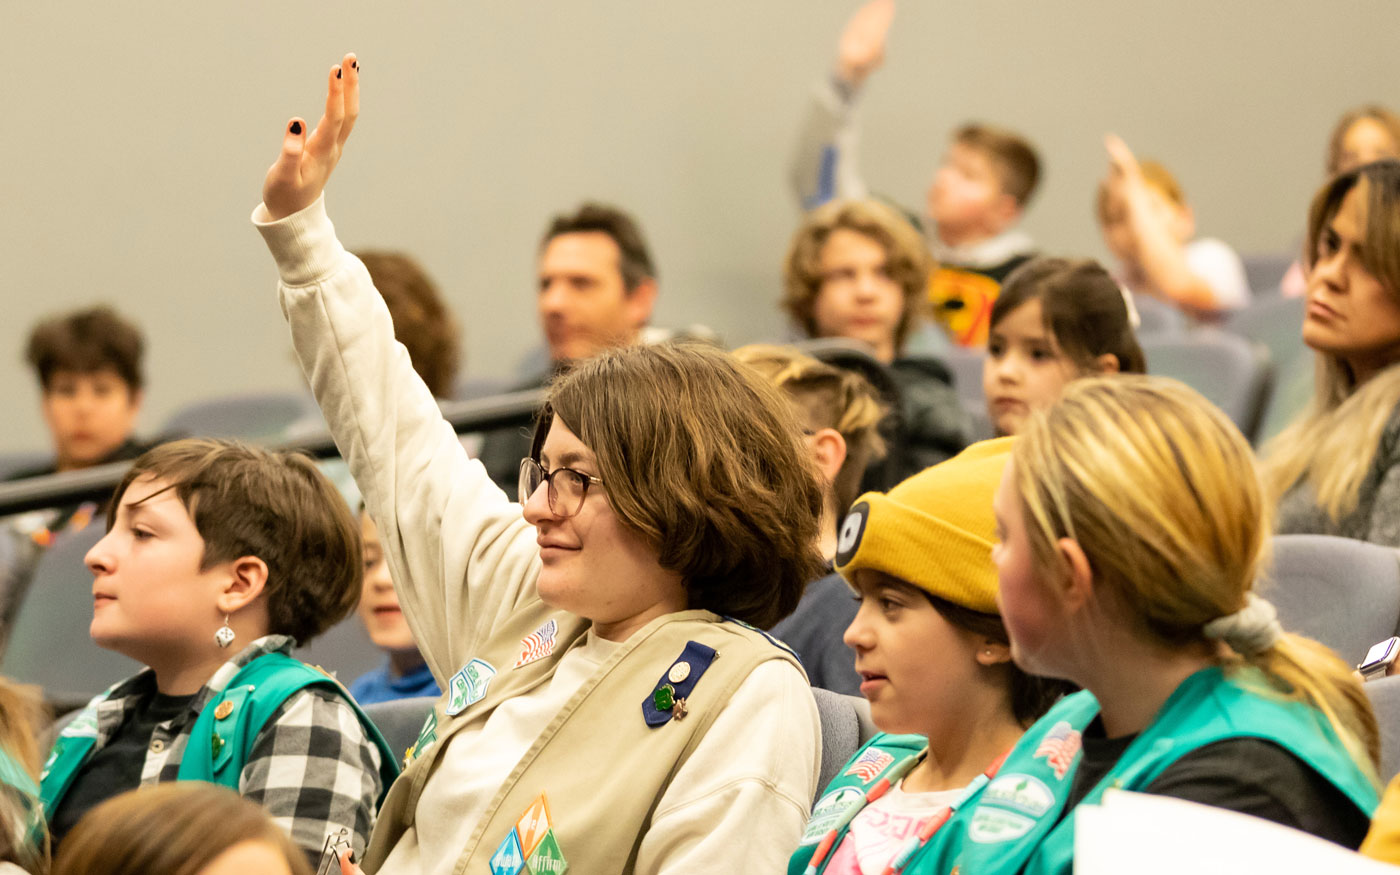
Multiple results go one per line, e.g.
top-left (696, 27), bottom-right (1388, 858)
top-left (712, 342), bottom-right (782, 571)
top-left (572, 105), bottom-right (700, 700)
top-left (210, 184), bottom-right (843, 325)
top-left (935, 375), bottom-right (1377, 874)
top-left (787, 437), bottom-right (1069, 875)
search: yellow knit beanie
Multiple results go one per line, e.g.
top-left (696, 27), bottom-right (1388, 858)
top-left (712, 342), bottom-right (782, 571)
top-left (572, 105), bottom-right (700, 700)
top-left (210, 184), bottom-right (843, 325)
top-left (834, 437), bottom-right (1013, 614)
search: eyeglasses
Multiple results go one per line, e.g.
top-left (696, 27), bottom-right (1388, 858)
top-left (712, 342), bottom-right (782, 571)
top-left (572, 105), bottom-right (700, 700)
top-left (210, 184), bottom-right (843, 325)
top-left (518, 457), bottom-right (604, 519)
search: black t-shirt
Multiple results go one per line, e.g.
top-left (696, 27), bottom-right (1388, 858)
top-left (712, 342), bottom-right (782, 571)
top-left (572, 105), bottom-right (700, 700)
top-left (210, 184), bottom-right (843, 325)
top-left (48, 690), bottom-right (195, 850)
top-left (1064, 716), bottom-right (1370, 849)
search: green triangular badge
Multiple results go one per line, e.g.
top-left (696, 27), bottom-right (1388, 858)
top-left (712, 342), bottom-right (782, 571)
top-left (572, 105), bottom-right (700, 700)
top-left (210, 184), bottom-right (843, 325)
top-left (525, 829), bottom-right (568, 875)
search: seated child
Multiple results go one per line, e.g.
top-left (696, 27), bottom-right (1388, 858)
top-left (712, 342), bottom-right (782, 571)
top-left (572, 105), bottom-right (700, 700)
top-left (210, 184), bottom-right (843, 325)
top-left (788, 439), bottom-right (1070, 875)
top-left (1098, 135), bottom-right (1251, 318)
top-left (735, 344), bottom-right (887, 696)
top-left (791, 0), bottom-right (1040, 347)
top-left (52, 783), bottom-right (312, 875)
top-left (39, 439), bottom-right (398, 860)
top-left (347, 510), bottom-right (440, 705)
top-left (983, 257), bottom-right (1146, 436)
top-left (0, 680), bottom-right (47, 874)
top-left (1282, 104), bottom-right (1400, 297)
top-left (782, 198), bottom-right (969, 484)
top-left (935, 376), bottom-right (1378, 873)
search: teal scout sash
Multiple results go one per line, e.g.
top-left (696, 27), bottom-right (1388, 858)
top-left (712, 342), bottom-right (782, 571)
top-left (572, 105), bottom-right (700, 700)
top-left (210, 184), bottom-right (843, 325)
top-left (921, 666), bottom-right (1378, 875)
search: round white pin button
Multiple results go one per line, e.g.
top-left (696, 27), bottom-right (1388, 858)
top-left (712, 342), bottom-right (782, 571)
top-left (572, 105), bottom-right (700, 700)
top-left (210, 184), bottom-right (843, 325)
top-left (668, 662), bottom-right (691, 683)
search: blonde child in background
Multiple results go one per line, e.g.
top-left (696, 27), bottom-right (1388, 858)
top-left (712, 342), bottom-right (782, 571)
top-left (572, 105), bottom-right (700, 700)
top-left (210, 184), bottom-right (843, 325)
top-left (1098, 135), bottom-right (1250, 318)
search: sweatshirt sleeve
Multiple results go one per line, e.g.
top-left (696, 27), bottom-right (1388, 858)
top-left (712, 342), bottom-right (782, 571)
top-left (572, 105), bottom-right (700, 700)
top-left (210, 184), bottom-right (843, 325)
top-left (633, 660), bottom-right (821, 874)
top-left (789, 75), bottom-right (870, 210)
top-left (252, 196), bottom-right (542, 682)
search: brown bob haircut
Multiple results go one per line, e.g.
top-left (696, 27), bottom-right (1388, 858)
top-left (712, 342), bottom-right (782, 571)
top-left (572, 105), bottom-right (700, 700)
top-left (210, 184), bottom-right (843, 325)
top-left (108, 439), bottom-right (362, 645)
top-left (991, 257), bottom-right (1147, 375)
top-left (529, 342), bottom-right (825, 628)
top-left (541, 202), bottom-right (657, 292)
top-left (356, 251), bottom-right (462, 398)
top-left (783, 198), bottom-right (932, 355)
top-left (52, 783), bottom-right (312, 875)
top-left (26, 305), bottom-right (145, 392)
top-left (954, 123), bottom-right (1041, 207)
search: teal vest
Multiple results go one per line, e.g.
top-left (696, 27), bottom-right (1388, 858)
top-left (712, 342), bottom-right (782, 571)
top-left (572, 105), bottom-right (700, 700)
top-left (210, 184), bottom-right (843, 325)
top-left (917, 666), bottom-right (1379, 875)
top-left (40, 653), bottom-right (400, 818)
top-left (787, 732), bottom-right (927, 875)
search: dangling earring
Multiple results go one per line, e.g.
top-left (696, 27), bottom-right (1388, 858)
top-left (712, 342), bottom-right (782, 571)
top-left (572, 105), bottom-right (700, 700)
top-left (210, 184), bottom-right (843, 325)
top-left (215, 615), bottom-right (236, 649)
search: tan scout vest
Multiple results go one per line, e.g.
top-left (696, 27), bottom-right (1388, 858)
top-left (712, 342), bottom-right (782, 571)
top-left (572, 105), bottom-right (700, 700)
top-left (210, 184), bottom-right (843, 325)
top-left (362, 600), bottom-right (805, 874)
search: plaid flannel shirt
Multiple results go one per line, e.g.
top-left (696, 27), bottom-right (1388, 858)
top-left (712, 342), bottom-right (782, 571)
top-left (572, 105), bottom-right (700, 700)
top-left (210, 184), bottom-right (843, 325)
top-left (78, 635), bottom-right (382, 858)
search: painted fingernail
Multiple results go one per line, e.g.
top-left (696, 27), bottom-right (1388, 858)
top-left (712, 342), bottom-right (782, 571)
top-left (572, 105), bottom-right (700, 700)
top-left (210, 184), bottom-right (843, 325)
top-left (336, 68), bottom-right (342, 79)
top-left (290, 121), bottom-right (302, 135)
top-left (352, 60), bottom-right (359, 70)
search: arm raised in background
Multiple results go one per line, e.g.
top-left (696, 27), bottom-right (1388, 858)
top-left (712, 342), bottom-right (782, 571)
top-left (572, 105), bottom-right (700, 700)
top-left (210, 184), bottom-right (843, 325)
top-left (1104, 134), bottom-right (1230, 315)
top-left (789, 0), bottom-right (895, 210)
top-left (253, 54), bottom-right (541, 682)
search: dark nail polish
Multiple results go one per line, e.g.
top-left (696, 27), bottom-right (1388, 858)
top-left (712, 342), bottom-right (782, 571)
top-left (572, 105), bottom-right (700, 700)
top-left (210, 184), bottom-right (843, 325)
top-left (352, 61), bottom-right (359, 70)
top-left (290, 121), bottom-right (302, 135)
top-left (336, 68), bottom-right (342, 79)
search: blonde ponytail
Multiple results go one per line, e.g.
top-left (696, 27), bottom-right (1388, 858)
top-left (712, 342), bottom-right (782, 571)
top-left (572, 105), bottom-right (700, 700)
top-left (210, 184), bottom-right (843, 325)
top-left (1015, 375), bottom-right (1377, 778)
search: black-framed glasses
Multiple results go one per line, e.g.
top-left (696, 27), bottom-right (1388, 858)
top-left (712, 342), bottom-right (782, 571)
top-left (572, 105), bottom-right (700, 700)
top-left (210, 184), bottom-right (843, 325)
top-left (518, 458), bottom-right (604, 518)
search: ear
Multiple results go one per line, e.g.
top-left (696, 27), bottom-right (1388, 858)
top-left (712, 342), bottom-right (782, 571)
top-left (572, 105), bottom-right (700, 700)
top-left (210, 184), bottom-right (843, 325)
top-left (215, 556), bottom-right (269, 615)
top-left (1054, 537), bottom-right (1094, 613)
top-left (624, 277), bottom-right (659, 329)
top-left (1094, 353), bottom-right (1121, 375)
top-left (974, 637), bottom-right (1013, 667)
top-left (128, 387), bottom-right (145, 414)
top-left (809, 427), bottom-right (848, 485)
top-left (1177, 204), bottom-right (1198, 241)
top-left (991, 192), bottom-right (1022, 231)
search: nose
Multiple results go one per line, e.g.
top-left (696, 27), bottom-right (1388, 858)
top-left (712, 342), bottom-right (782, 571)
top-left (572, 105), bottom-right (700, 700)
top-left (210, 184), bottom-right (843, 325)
top-left (991, 352), bottom-right (1021, 386)
top-left (1310, 250), bottom-right (1347, 296)
top-left (538, 279), bottom-right (567, 317)
top-left (842, 601), bottom-right (875, 652)
top-left (520, 475), bottom-right (558, 527)
top-left (85, 531), bottom-right (115, 577)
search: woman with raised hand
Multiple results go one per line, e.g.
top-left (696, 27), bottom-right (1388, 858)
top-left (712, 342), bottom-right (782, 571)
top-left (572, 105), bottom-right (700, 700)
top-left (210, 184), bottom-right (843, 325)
top-left (253, 55), bottom-right (824, 874)
top-left (935, 376), bottom-right (1378, 874)
top-left (1265, 160), bottom-right (1400, 547)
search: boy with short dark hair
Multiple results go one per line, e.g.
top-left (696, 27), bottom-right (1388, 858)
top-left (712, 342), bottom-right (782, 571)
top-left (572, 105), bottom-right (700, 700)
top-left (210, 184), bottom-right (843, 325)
top-left (790, 0), bottom-right (1041, 347)
top-left (39, 439), bottom-right (397, 861)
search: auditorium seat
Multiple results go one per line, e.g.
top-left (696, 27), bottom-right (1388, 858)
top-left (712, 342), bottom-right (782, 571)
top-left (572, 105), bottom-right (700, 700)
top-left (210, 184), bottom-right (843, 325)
top-left (2, 525), bottom-right (143, 710)
top-left (812, 687), bottom-right (877, 802)
top-left (1130, 293), bottom-right (1188, 338)
top-left (161, 391), bottom-right (313, 441)
top-left (940, 346), bottom-right (985, 411)
top-left (294, 616), bottom-right (384, 689)
top-left (1241, 252), bottom-right (1295, 298)
top-left (1366, 675), bottom-right (1400, 784)
top-left (363, 695), bottom-right (437, 766)
top-left (0, 451), bottom-right (53, 482)
top-left (1140, 332), bottom-right (1273, 441)
top-left (1225, 295), bottom-right (1306, 373)
top-left (1265, 534), bottom-right (1400, 668)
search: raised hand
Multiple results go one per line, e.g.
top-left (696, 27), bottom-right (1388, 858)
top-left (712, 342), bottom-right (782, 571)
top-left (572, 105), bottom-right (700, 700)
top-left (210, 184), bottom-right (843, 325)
top-left (1103, 133), bottom-right (1145, 184)
top-left (835, 0), bottom-right (895, 88)
top-left (262, 53), bottom-right (361, 221)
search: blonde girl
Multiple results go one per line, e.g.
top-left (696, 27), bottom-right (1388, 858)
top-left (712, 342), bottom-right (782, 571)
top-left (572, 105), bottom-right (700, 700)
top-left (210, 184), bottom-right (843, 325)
top-left (1266, 160), bottom-right (1400, 546)
top-left (934, 376), bottom-right (1378, 874)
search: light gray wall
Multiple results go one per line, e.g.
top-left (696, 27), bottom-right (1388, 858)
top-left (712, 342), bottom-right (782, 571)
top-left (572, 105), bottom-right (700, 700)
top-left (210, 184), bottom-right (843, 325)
top-left (4, 1), bottom-right (1397, 454)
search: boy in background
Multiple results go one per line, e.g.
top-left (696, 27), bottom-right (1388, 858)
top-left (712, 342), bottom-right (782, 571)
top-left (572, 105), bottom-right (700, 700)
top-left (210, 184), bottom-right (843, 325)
top-left (790, 0), bottom-right (1041, 347)
top-left (1098, 134), bottom-right (1250, 318)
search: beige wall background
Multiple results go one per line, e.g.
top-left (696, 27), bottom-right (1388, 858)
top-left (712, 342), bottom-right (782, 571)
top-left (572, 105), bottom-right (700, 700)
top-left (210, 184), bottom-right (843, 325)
top-left (3, 1), bottom-right (1397, 453)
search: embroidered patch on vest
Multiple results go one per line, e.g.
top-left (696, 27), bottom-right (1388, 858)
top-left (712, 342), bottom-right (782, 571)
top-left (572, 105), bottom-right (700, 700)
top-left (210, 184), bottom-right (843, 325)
top-left (446, 658), bottom-right (497, 716)
top-left (1033, 721), bottom-right (1082, 780)
top-left (982, 774), bottom-right (1054, 817)
top-left (405, 711), bottom-right (439, 766)
top-left (967, 806), bottom-right (1036, 843)
top-left (642, 641), bottom-right (718, 728)
top-left (843, 748), bottom-right (895, 783)
top-left (514, 619), bottom-right (559, 669)
top-left (489, 828), bottom-right (525, 875)
top-left (800, 786), bottom-right (863, 845)
top-left (515, 794), bottom-right (554, 856)
top-left (526, 829), bottom-right (568, 874)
